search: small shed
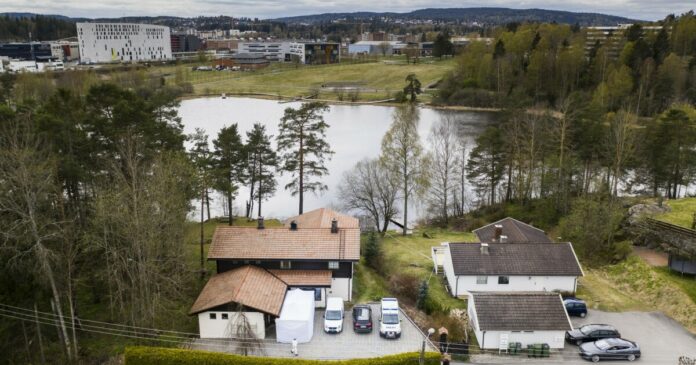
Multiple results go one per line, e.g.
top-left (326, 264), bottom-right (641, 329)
top-left (468, 292), bottom-right (572, 350)
top-left (275, 289), bottom-right (316, 343)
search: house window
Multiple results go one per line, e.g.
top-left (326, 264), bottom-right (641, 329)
top-left (209, 313), bottom-right (216, 320)
top-left (301, 288), bottom-right (322, 301)
top-left (221, 313), bottom-right (228, 320)
top-left (498, 276), bottom-right (510, 284)
top-left (328, 261), bottom-right (339, 270)
top-left (280, 261), bottom-right (292, 269)
top-left (476, 276), bottom-right (488, 284)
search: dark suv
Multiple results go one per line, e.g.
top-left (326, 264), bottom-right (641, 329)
top-left (352, 305), bottom-right (373, 333)
top-left (566, 324), bottom-right (621, 346)
top-left (564, 298), bottom-right (588, 318)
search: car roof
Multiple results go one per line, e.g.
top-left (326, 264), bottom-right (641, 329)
top-left (581, 324), bottom-right (616, 330)
top-left (599, 338), bottom-right (634, 346)
top-left (564, 298), bottom-right (585, 303)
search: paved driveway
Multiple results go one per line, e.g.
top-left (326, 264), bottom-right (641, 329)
top-left (469, 310), bottom-right (696, 364)
top-left (192, 304), bottom-right (436, 360)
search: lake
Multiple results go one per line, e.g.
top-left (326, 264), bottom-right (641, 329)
top-left (178, 97), bottom-right (498, 222)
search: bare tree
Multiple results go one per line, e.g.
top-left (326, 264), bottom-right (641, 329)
top-left (338, 158), bottom-right (399, 233)
top-left (427, 114), bottom-right (461, 223)
top-left (606, 111), bottom-right (638, 198)
top-left (227, 304), bottom-right (264, 356)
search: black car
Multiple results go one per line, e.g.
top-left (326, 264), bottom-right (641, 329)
top-left (352, 305), bottom-right (373, 333)
top-left (566, 324), bottom-right (621, 345)
top-left (579, 338), bottom-right (641, 362)
top-left (564, 298), bottom-right (588, 318)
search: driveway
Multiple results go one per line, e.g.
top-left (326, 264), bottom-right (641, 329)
top-left (468, 310), bottom-right (696, 364)
top-left (191, 303), bottom-right (436, 360)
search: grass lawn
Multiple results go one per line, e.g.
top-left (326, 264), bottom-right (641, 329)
top-left (578, 256), bottom-right (696, 333)
top-left (655, 197), bottom-right (696, 229)
top-left (159, 57), bottom-right (456, 102)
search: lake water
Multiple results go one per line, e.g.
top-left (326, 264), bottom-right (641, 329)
top-left (178, 97), bottom-right (498, 222)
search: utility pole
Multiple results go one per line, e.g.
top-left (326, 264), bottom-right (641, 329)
top-left (420, 327), bottom-right (435, 365)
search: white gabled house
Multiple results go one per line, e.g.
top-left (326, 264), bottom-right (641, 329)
top-left (468, 292), bottom-right (573, 349)
top-left (441, 242), bottom-right (584, 297)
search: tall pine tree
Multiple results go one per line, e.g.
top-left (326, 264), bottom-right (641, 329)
top-left (212, 124), bottom-right (246, 225)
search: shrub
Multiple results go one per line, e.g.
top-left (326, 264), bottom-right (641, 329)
top-left (416, 280), bottom-right (429, 311)
top-left (363, 232), bottom-right (383, 271)
top-left (388, 273), bottom-right (420, 304)
top-left (124, 346), bottom-right (440, 365)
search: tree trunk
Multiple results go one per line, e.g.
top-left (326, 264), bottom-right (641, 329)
top-left (200, 187), bottom-right (205, 279)
top-left (205, 189), bottom-right (211, 221)
top-left (299, 130), bottom-right (304, 215)
top-left (34, 304), bottom-right (46, 365)
top-left (227, 190), bottom-right (233, 226)
top-left (257, 166), bottom-right (263, 218)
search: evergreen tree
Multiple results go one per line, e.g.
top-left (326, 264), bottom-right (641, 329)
top-left (466, 127), bottom-right (506, 205)
top-left (212, 124), bottom-right (246, 225)
top-left (432, 30), bottom-right (454, 58)
top-left (403, 74), bottom-right (422, 103)
top-left (363, 231), bottom-right (381, 269)
top-left (246, 123), bottom-right (278, 218)
top-left (277, 102), bottom-right (333, 214)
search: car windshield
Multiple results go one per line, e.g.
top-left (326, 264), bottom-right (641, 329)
top-left (356, 308), bottom-right (370, 321)
top-left (325, 310), bottom-right (342, 320)
top-left (580, 325), bottom-right (596, 335)
top-left (383, 313), bottom-right (399, 324)
top-left (594, 340), bottom-right (612, 350)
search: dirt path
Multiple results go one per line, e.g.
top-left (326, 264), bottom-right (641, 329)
top-left (633, 246), bottom-right (668, 267)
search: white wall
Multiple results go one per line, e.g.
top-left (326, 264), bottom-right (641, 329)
top-left (475, 330), bottom-right (567, 349)
top-left (198, 311), bottom-right (266, 339)
top-left (328, 277), bottom-right (351, 302)
top-left (442, 244), bottom-right (460, 297)
top-left (455, 275), bottom-right (577, 296)
top-left (77, 22), bottom-right (172, 64)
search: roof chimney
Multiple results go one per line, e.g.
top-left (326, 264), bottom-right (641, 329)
top-left (494, 224), bottom-right (503, 242)
top-left (257, 216), bottom-right (265, 230)
top-left (290, 220), bottom-right (298, 231)
top-left (330, 218), bottom-right (338, 234)
top-left (480, 243), bottom-right (489, 255)
top-left (499, 235), bottom-right (508, 243)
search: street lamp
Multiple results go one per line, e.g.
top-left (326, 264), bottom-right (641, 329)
top-left (420, 327), bottom-right (436, 365)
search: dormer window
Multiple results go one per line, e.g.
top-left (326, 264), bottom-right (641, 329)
top-left (328, 261), bottom-right (339, 270)
top-left (280, 261), bottom-right (291, 269)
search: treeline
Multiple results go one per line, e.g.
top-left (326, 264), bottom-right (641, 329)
top-left (436, 12), bottom-right (696, 117)
top-left (0, 15), bottom-right (76, 41)
top-left (0, 80), bottom-right (196, 363)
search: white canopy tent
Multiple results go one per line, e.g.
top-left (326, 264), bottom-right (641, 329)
top-left (275, 289), bottom-right (316, 343)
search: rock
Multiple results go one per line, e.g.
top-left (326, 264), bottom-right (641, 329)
top-left (627, 203), bottom-right (671, 225)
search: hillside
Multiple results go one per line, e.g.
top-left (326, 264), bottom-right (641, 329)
top-left (274, 7), bottom-right (638, 26)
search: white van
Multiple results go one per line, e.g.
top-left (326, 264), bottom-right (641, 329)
top-left (379, 298), bottom-right (402, 339)
top-left (323, 297), bottom-right (344, 333)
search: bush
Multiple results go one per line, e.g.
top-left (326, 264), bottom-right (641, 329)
top-left (124, 346), bottom-right (440, 365)
top-left (363, 232), bottom-right (383, 271)
top-left (388, 273), bottom-right (420, 304)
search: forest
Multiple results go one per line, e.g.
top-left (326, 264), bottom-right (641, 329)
top-left (0, 15), bottom-right (76, 41)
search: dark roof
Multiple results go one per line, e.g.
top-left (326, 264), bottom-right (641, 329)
top-left (473, 217), bottom-right (552, 243)
top-left (448, 242), bottom-right (583, 276)
top-left (470, 292), bottom-right (572, 331)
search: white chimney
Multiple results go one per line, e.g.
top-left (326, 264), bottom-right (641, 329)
top-left (494, 224), bottom-right (503, 242)
top-left (499, 235), bottom-right (508, 243)
top-left (480, 243), bottom-right (489, 255)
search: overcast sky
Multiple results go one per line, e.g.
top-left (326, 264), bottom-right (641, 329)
top-left (0, 0), bottom-right (693, 21)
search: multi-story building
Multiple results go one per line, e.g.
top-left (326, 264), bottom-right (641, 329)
top-left (585, 24), bottom-right (663, 58)
top-left (76, 22), bottom-right (172, 64)
top-left (170, 34), bottom-right (202, 53)
top-left (0, 42), bottom-right (53, 61)
top-left (238, 41), bottom-right (340, 64)
top-left (50, 41), bottom-right (80, 61)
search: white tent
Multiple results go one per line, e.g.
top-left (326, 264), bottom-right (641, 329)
top-left (275, 289), bottom-right (315, 343)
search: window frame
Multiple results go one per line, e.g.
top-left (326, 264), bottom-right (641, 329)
top-left (280, 260), bottom-right (292, 269)
top-left (221, 313), bottom-right (228, 320)
top-left (498, 276), bottom-right (510, 284)
top-left (328, 261), bottom-right (340, 270)
top-left (209, 313), bottom-right (216, 320)
top-left (476, 276), bottom-right (488, 284)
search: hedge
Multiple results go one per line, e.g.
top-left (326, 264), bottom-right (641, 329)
top-left (125, 346), bottom-right (440, 365)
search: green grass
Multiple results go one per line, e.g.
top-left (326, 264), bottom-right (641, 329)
top-left (160, 57), bottom-right (455, 102)
top-left (655, 197), bottom-right (696, 229)
top-left (352, 258), bottom-right (390, 304)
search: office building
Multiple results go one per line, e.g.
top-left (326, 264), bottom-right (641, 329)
top-left (76, 22), bottom-right (172, 63)
top-left (0, 42), bottom-right (54, 61)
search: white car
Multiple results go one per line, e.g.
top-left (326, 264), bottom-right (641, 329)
top-left (323, 297), bottom-right (344, 333)
top-left (379, 298), bottom-right (402, 339)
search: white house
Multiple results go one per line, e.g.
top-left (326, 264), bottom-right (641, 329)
top-left (468, 292), bottom-right (572, 350)
top-left (442, 242), bottom-right (583, 297)
top-left (76, 22), bottom-right (172, 63)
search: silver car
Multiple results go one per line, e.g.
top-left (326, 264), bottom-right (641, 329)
top-left (579, 338), bottom-right (641, 362)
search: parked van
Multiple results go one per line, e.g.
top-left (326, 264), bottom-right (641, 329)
top-left (379, 298), bottom-right (402, 339)
top-left (323, 297), bottom-right (344, 333)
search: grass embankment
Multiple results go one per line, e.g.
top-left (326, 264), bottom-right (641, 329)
top-left (579, 256), bottom-right (696, 333)
top-left (159, 57), bottom-right (455, 102)
top-left (654, 197), bottom-right (696, 229)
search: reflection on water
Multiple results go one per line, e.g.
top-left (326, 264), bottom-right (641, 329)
top-left (178, 97), bottom-right (497, 221)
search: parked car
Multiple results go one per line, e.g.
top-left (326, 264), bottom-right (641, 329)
top-left (352, 305), bottom-right (373, 333)
top-left (566, 324), bottom-right (621, 345)
top-left (323, 297), bottom-right (344, 333)
top-left (379, 298), bottom-right (401, 339)
top-left (579, 338), bottom-right (641, 362)
top-left (564, 297), bottom-right (588, 317)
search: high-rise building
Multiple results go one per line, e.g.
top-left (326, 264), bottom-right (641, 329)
top-left (76, 22), bottom-right (172, 63)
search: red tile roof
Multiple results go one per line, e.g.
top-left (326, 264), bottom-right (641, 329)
top-left (269, 269), bottom-right (333, 287)
top-left (189, 266), bottom-right (287, 315)
top-left (284, 207), bottom-right (360, 229)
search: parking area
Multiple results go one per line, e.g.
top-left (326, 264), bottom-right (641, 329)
top-left (192, 303), bottom-right (437, 360)
top-left (469, 310), bottom-right (696, 364)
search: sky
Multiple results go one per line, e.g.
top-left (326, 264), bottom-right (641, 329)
top-left (0, 0), bottom-right (694, 21)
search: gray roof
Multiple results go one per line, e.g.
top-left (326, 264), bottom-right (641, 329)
top-left (448, 242), bottom-right (583, 276)
top-left (474, 217), bottom-right (552, 243)
top-left (471, 292), bottom-right (572, 331)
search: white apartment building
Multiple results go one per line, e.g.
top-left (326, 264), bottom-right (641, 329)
top-left (76, 22), bottom-right (172, 64)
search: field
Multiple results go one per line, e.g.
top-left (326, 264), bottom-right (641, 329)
top-left (655, 197), bottom-right (696, 229)
top-left (155, 57), bottom-right (456, 102)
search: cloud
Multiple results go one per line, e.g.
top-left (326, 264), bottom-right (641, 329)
top-left (0, 0), bottom-right (693, 20)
